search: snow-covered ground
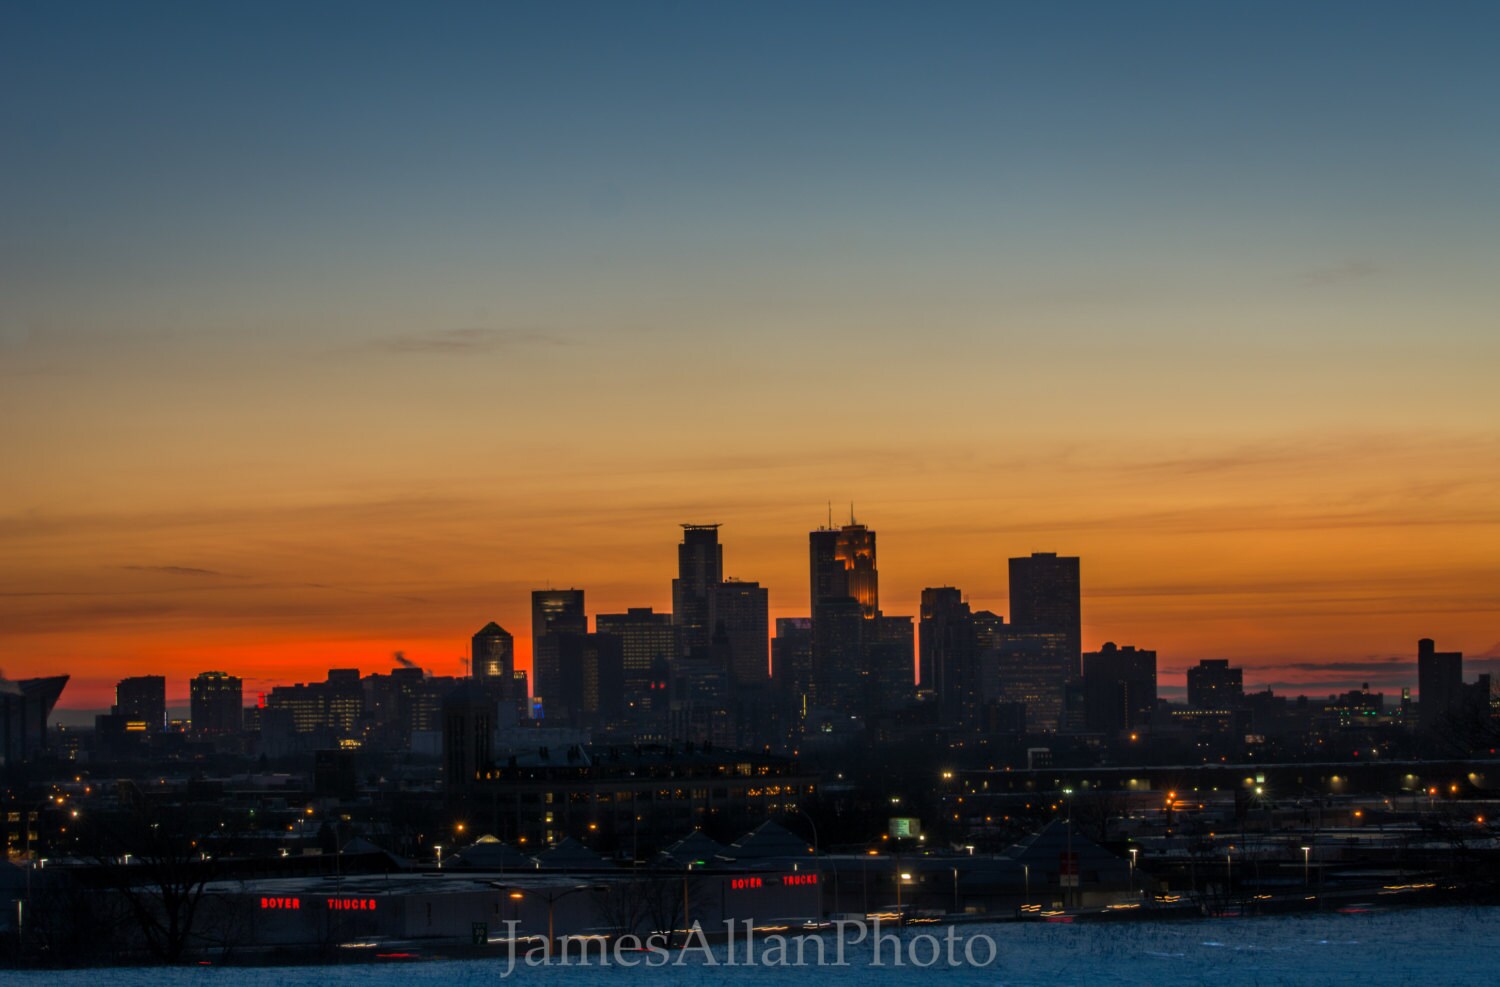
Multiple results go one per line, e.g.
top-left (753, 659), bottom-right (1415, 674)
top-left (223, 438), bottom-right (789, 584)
top-left (9, 906), bottom-right (1497, 986)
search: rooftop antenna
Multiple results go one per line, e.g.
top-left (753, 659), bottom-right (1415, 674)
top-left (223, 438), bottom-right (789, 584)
top-left (827, 501), bottom-right (832, 529)
top-left (849, 502), bottom-right (855, 526)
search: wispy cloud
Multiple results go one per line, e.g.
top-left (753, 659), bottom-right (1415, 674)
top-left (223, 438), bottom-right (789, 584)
top-left (376, 328), bottom-right (571, 354)
top-left (120, 565), bottom-right (228, 578)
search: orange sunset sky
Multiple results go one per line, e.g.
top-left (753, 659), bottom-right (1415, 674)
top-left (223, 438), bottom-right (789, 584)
top-left (3, 3), bottom-right (1498, 710)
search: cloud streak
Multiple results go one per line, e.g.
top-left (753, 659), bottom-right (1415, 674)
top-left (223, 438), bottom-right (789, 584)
top-left (375, 328), bottom-right (571, 355)
top-left (121, 565), bottom-right (229, 577)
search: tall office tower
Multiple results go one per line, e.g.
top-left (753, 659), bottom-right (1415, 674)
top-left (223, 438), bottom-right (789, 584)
top-left (670, 627), bottom-right (737, 747)
top-left (919, 587), bottom-right (976, 722)
top-left (190, 671), bottom-right (243, 738)
top-left (325, 668), bottom-right (364, 737)
top-left (993, 634), bottom-right (1066, 732)
top-left (1081, 642), bottom-right (1157, 736)
top-left (114, 675), bottom-right (166, 731)
top-left (1417, 638), bottom-right (1464, 730)
top-left (812, 596), bottom-right (867, 716)
top-left (809, 519), bottom-right (879, 618)
top-left (771, 617), bottom-right (815, 744)
top-left (579, 632), bottom-right (626, 729)
top-left (710, 579), bottom-right (770, 684)
top-left (867, 615), bottom-right (916, 713)
top-left (441, 680), bottom-right (493, 792)
top-left (471, 621), bottom-right (515, 684)
top-left (672, 524), bottom-right (724, 655)
top-left (809, 516), bottom-right (883, 715)
top-left (1008, 552), bottom-right (1082, 676)
top-left (596, 607), bottom-right (678, 707)
top-left (809, 527), bottom-right (845, 616)
top-left (531, 589), bottom-right (586, 712)
top-left (1186, 659), bottom-right (1244, 709)
top-left (837, 523), bottom-right (878, 617)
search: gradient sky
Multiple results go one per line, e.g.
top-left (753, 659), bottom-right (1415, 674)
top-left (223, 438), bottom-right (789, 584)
top-left (3, 1), bottom-right (1498, 710)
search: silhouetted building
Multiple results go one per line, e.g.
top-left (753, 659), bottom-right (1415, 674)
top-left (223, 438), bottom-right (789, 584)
top-left (1417, 637), bottom-right (1464, 730)
top-left (867, 614), bottom-right (915, 712)
top-left (190, 671), bottom-right (242, 738)
top-left (1186, 660), bottom-right (1243, 709)
top-left (1008, 552), bottom-right (1081, 678)
top-left (671, 639), bottom-right (736, 747)
top-left (993, 633), bottom-right (1065, 732)
top-left (920, 587), bottom-right (977, 724)
top-left (596, 607), bottom-right (677, 712)
top-left (812, 596), bottom-right (866, 717)
top-left (810, 518), bottom-right (879, 618)
top-left (711, 579), bottom-right (769, 684)
top-left (324, 668), bottom-right (363, 735)
top-left (0, 675), bottom-right (68, 767)
top-left (442, 680), bottom-right (495, 792)
top-left (809, 527), bottom-right (844, 617)
top-left (672, 524), bottom-right (724, 655)
top-left (114, 675), bottom-right (166, 731)
top-left (771, 617), bottom-right (814, 745)
top-left (532, 589), bottom-right (586, 714)
top-left (472, 621), bottom-right (515, 685)
top-left (1081, 642), bottom-right (1156, 736)
top-left (579, 632), bottom-right (626, 729)
top-left (448, 745), bottom-right (817, 851)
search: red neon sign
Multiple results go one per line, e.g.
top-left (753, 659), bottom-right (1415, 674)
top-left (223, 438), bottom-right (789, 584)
top-left (730, 877), bottom-right (764, 890)
top-left (782, 874), bottom-right (819, 886)
top-left (327, 898), bottom-right (378, 911)
top-left (260, 897), bottom-right (301, 910)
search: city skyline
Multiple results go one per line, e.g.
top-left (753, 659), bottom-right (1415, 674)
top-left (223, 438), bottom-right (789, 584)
top-left (18, 511), bottom-right (1500, 713)
top-left (4, 2), bottom-right (1499, 709)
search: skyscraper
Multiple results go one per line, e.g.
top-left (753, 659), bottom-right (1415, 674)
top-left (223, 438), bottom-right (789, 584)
top-left (1008, 552), bottom-right (1082, 677)
top-left (190, 671), bottom-right (242, 738)
top-left (471, 621), bottom-right (514, 683)
top-left (672, 524), bottom-right (723, 655)
top-left (1417, 637), bottom-right (1464, 730)
top-left (810, 519), bottom-right (879, 618)
top-left (710, 579), bottom-right (770, 684)
top-left (595, 607), bottom-right (677, 706)
top-left (1186, 659), bottom-right (1243, 709)
top-left (812, 596), bottom-right (866, 716)
top-left (1081, 642), bottom-right (1157, 736)
top-left (919, 587), bottom-right (974, 722)
top-left (531, 589), bottom-right (586, 714)
top-left (836, 523), bottom-right (878, 617)
top-left (771, 617), bottom-right (814, 745)
top-left (114, 675), bottom-right (166, 731)
top-left (867, 614), bottom-right (915, 712)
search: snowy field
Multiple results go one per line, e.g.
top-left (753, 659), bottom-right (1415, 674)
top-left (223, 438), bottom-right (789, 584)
top-left (9, 906), bottom-right (1497, 986)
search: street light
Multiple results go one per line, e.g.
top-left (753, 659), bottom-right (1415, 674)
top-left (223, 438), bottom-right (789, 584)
top-left (434, 844), bottom-right (444, 869)
top-left (1129, 847), bottom-right (1138, 898)
top-left (495, 883), bottom-right (606, 954)
top-left (1061, 787), bottom-right (1075, 910)
top-left (1301, 845), bottom-right (1311, 888)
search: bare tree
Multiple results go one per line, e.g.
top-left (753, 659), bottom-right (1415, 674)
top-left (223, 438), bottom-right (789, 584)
top-left (75, 791), bottom-right (229, 962)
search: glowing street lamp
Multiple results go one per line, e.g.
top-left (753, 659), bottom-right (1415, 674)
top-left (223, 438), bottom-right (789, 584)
top-left (1301, 845), bottom-right (1311, 888)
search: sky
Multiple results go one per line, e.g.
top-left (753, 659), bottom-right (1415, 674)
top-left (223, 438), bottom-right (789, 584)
top-left (2, 1), bottom-right (1498, 710)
